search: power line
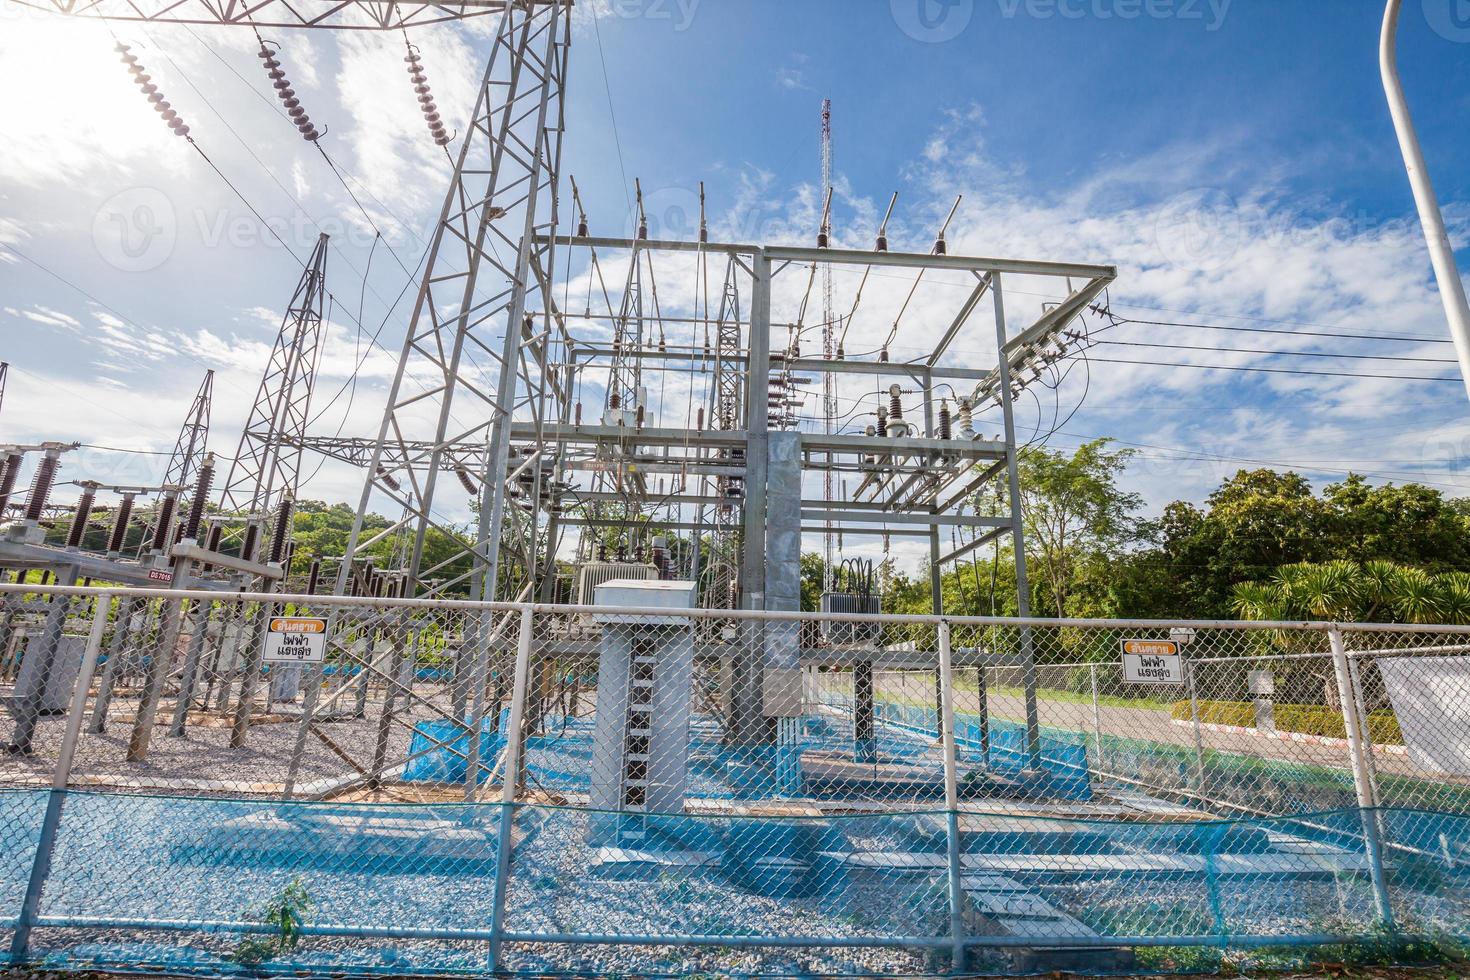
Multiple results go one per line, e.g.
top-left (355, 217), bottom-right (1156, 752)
top-left (1092, 338), bottom-right (1455, 364)
top-left (1077, 354), bottom-right (1459, 384)
top-left (1094, 307), bottom-right (1449, 344)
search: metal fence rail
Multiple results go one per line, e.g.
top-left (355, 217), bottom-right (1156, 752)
top-left (2, 583), bottom-right (1469, 976)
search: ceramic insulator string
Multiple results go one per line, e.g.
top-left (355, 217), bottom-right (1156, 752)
top-left (258, 40), bottom-right (322, 143)
top-left (404, 43), bottom-right (452, 147)
top-left (116, 43), bottom-right (190, 139)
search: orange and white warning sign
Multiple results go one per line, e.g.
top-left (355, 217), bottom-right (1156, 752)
top-left (1120, 638), bottom-right (1184, 685)
top-left (263, 616), bottom-right (328, 664)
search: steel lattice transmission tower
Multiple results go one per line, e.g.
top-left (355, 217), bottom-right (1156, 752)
top-left (702, 263), bottom-right (744, 610)
top-left (217, 234), bottom-right (329, 553)
top-left (136, 368), bottom-right (214, 552)
top-left (337, 0), bottom-right (571, 602)
top-left (164, 370), bottom-right (213, 491)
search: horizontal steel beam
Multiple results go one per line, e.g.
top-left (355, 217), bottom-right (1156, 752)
top-left (799, 509), bottom-right (1008, 528)
top-left (2, 0), bottom-right (517, 27)
top-left (764, 245), bottom-right (1118, 281)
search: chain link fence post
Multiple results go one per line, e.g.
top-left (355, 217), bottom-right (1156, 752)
top-left (1185, 659), bottom-right (1207, 792)
top-left (10, 593), bottom-right (111, 961)
top-left (936, 619), bottom-right (966, 973)
top-left (1088, 662), bottom-right (1105, 774)
top-left (1327, 624), bottom-right (1396, 935)
top-left (488, 604), bottom-right (536, 973)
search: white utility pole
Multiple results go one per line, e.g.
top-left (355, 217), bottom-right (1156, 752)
top-left (1381, 0), bottom-right (1470, 408)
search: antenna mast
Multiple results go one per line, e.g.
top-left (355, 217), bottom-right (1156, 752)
top-left (820, 98), bottom-right (836, 596)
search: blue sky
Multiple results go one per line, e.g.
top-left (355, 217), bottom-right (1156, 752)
top-left (2, 0), bottom-right (1470, 562)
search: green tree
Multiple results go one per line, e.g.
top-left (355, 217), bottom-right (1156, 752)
top-left (1009, 439), bottom-right (1142, 618)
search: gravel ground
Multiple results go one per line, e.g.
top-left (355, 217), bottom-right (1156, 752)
top-left (3, 963), bottom-right (1467, 977)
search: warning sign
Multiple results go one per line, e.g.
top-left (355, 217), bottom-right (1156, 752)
top-left (1121, 638), bottom-right (1184, 685)
top-left (263, 616), bottom-right (327, 664)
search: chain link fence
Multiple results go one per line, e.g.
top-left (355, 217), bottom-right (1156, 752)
top-left (2, 583), bottom-right (1469, 975)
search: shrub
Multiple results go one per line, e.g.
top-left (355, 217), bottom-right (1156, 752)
top-left (1172, 699), bottom-right (1403, 745)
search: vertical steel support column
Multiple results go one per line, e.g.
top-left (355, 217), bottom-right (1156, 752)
top-left (1185, 659), bottom-right (1207, 792)
top-left (733, 252), bottom-right (771, 744)
top-left (10, 595), bottom-right (109, 960)
top-left (1328, 625), bottom-right (1396, 932)
top-left (129, 565), bottom-right (194, 761)
top-left (936, 620), bottom-right (966, 972)
top-left (90, 595), bottom-right (139, 733)
top-left (488, 605), bottom-right (536, 973)
top-left (7, 565), bottom-right (79, 754)
top-left (168, 599), bottom-right (213, 736)
top-left (229, 600), bottom-right (270, 748)
top-left (990, 275), bottom-right (1040, 764)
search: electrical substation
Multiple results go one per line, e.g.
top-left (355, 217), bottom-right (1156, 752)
top-left (1, 3), bottom-right (1442, 976)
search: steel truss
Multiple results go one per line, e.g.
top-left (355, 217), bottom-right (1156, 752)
top-left (336, 0), bottom-right (571, 604)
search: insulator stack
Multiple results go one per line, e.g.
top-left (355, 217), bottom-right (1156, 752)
top-left (183, 453), bottom-right (216, 540)
top-left (375, 465), bottom-right (401, 492)
top-left (404, 44), bottom-right (451, 146)
top-left (107, 494), bottom-right (136, 554)
top-left (577, 215), bottom-right (589, 237)
top-left (933, 234), bottom-right (947, 255)
top-left (117, 43), bottom-right (191, 139)
top-left (879, 347), bottom-right (889, 363)
top-left (888, 385), bottom-right (904, 424)
top-left (284, 539), bottom-right (297, 577)
top-left (23, 454), bottom-right (59, 522)
top-left (958, 397), bottom-right (975, 440)
top-left (876, 231), bottom-right (888, 251)
top-left (151, 492), bottom-right (179, 552)
top-left (876, 405), bottom-right (888, 437)
top-left (67, 483), bottom-right (99, 548)
top-left (258, 41), bottom-right (321, 142)
top-left (455, 462), bottom-right (477, 496)
top-left (202, 523), bottom-right (222, 571)
top-left (306, 556), bottom-right (321, 595)
top-left (938, 400), bottom-right (952, 441)
top-left (241, 521), bottom-right (261, 563)
top-left (268, 492), bottom-right (294, 564)
top-left (0, 451), bottom-right (24, 517)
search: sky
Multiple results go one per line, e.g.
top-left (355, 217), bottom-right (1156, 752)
top-left (2, 0), bottom-right (1470, 572)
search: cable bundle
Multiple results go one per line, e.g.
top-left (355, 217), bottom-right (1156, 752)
top-left (116, 43), bottom-right (190, 139)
